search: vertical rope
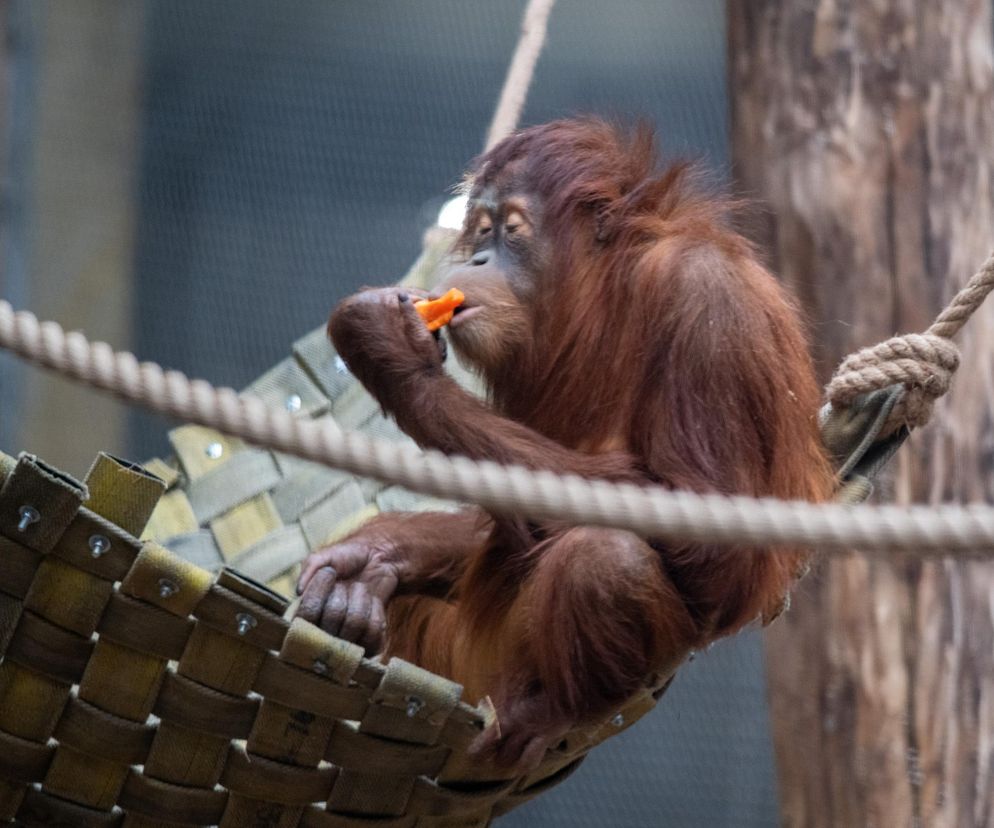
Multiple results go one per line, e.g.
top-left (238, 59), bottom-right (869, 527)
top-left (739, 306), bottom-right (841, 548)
top-left (926, 252), bottom-right (994, 339)
top-left (484, 0), bottom-right (558, 152)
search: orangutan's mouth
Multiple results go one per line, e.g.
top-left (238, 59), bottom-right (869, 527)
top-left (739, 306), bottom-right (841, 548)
top-left (448, 305), bottom-right (483, 328)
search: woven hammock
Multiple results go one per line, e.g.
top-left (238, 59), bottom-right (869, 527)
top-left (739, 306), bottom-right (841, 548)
top-left (0, 444), bottom-right (679, 827)
top-left (0, 225), bottom-right (907, 826)
top-left (0, 231), bottom-right (680, 827)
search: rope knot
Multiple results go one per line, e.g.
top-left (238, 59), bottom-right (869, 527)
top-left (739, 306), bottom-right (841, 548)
top-left (827, 332), bottom-right (960, 433)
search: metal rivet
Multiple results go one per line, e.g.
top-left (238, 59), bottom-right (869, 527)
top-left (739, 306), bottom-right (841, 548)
top-left (158, 578), bottom-right (178, 598)
top-left (17, 505), bottom-right (40, 532)
top-left (312, 659), bottom-right (329, 676)
top-left (334, 356), bottom-right (349, 375)
top-left (611, 713), bottom-right (625, 728)
top-left (88, 534), bottom-right (110, 558)
top-left (205, 442), bottom-right (224, 459)
top-left (285, 393), bottom-right (302, 413)
top-left (236, 612), bottom-right (257, 635)
top-left (405, 696), bottom-right (424, 718)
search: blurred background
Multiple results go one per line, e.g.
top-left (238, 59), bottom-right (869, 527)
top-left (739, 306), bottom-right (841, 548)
top-left (0, 2), bottom-right (776, 825)
top-left (2, 2), bottom-right (992, 827)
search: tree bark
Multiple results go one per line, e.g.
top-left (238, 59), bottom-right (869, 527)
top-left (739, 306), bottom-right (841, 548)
top-left (729, 2), bottom-right (994, 827)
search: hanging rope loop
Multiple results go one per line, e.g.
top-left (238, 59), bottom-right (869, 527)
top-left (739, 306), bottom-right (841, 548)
top-left (827, 332), bottom-right (959, 430)
top-left (826, 250), bottom-right (994, 436)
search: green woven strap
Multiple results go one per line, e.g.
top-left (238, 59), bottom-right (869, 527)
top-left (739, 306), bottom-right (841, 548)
top-left (821, 384), bottom-right (909, 504)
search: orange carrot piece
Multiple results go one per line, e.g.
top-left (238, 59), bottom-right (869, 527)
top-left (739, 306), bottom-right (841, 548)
top-left (415, 288), bottom-right (465, 331)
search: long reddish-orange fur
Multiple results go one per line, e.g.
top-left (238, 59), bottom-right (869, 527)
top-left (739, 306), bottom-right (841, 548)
top-left (313, 118), bottom-right (834, 762)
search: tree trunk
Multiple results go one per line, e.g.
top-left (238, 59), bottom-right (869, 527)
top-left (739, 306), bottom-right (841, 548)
top-left (729, 3), bottom-right (994, 827)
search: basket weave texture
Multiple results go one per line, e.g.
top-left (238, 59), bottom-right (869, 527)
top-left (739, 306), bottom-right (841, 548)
top-left (0, 449), bottom-right (666, 827)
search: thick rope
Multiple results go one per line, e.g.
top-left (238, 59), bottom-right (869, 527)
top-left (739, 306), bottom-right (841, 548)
top-left (826, 252), bottom-right (994, 434)
top-left (1, 299), bottom-right (994, 557)
top-left (484, 0), bottom-right (557, 152)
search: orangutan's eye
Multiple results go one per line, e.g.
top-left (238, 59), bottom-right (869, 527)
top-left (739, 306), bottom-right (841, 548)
top-left (504, 209), bottom-right (530, 238)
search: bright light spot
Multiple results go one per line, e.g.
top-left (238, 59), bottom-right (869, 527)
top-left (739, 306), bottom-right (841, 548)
top-left (437, 195), bottom-right (468, 230)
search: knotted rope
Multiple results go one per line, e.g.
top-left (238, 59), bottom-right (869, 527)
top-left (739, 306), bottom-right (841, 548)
top-left (827, 252), bottom-right (994, 435)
